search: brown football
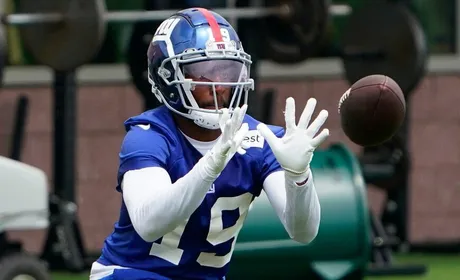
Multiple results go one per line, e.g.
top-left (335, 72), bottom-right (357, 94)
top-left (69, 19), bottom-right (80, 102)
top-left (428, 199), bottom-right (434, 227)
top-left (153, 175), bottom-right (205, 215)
top-left (338, 74), bottom-right (406, 146)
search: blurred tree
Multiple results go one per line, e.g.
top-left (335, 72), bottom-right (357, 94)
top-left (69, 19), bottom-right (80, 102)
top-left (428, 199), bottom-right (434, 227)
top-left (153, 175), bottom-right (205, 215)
top-left (93, 0), bottom-right (144, 63)
top-left (317, 0), bottom-right (456, 57)
top-left (411, 0), bottom-right (456, 54)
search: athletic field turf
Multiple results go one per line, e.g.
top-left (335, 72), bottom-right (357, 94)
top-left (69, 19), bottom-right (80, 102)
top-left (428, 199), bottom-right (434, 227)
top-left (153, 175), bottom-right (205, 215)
top-left (51, 254), bottom-right (459, 280)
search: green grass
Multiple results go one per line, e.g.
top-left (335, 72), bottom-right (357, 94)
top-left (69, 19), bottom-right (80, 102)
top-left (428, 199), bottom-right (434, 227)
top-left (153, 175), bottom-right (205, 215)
top-left (366, 254), bottom-right (460, 280)
top-left (52, 254), bottom-right (460, 280)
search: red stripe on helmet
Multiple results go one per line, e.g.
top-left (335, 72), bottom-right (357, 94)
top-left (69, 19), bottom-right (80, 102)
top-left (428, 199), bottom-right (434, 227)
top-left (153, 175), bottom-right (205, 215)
top-left (196, 8), bottom-right (223, 42)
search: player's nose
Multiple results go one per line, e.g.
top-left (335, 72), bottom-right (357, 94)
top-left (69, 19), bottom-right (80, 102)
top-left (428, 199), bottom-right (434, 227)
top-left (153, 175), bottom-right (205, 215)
top-left (214, 84), bottom-right (228, 95)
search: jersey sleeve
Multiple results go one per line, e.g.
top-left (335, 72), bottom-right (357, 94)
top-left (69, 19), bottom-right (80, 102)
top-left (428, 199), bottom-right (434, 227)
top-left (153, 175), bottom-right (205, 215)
top-left (117, 125), bottom-right (170, 191)
top-left (260, 126), bottom-right (285, 183)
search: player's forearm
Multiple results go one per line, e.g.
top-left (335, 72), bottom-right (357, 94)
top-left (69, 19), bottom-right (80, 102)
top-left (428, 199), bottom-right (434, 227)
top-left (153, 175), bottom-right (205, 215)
top-left (122, 160), bottom-right (218, 242)
top-left (263, 170), bottom-right (321, 244)
top-left (283, 170), bottom-right (321, 244)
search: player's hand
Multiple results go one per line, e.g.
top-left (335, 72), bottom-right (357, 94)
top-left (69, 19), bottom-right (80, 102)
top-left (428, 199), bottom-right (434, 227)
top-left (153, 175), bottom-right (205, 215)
top-left (218, 106), bottom-right (248, 156)
top-left (257, 97), bottom-right (329, 175)
top-left (204, 105), bottom-right (249, 176)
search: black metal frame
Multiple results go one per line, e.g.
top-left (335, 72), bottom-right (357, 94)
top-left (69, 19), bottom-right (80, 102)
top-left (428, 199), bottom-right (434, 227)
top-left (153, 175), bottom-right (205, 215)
top-left (361, 109), bottom-right (411, 249)
top-left (366, 208), bottom-right (427, 276)
top-left (9, 95), bottom-right (28, 161)
top-left (40, 71), bottom-right (87, 272)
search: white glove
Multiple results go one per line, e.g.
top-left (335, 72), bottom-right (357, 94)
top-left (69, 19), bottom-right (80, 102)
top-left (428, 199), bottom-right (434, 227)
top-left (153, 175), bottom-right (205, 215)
top-left (257, 97), bottom-right (329, 175)
top-left (202, 105), bottom-right (249, 177)
top-left (217, 106), bottom-right (248, 156)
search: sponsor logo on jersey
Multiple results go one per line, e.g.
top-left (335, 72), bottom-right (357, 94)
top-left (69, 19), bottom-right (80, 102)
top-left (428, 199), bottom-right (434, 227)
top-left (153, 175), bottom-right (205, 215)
top-left (242, 130), bottom-right (264, 149)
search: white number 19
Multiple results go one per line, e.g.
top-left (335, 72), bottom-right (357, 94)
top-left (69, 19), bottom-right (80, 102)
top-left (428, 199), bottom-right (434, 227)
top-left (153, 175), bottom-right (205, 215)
top-left (149, 192), bottom-right (253, 268)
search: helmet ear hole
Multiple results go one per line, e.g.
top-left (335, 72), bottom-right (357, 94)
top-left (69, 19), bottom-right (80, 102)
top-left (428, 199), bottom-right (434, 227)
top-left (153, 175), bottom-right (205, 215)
top-left (168, 92), bottom-right (176, 100)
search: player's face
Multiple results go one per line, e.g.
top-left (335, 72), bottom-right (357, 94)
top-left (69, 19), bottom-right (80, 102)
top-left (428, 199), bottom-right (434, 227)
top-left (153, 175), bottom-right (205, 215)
top-left (183, 59), bottom-right (247, 110)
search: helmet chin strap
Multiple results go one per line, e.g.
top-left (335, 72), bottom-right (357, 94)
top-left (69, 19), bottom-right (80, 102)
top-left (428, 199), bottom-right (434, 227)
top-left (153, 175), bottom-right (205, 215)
top-left (189, 110), bottom-right (221, 130)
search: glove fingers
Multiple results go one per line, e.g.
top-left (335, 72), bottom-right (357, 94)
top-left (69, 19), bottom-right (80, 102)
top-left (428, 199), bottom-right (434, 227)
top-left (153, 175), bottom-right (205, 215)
top-left (241, 141), bottom-right (250, 149)
top-left (232, 123), bottom-right (249, 155)
top-left (220, 108), bottom-right (230, 123)
top-left (233, 105), bottom-right (247, 136)
top-left (221, 119), bottom-right (233, 142)
top-left (239, 104), bottom-right (248, 117)
top-left (239, 140), bottom-right (250, 154)
top-left (284, 97), bottom-right (296, 132)
top-left (220, 140), bottom-right (232, 156)
top-left (232, 106), bottom-right (241, 123)
top-left (229, 106), bottom-right (241, 135)
top-left (298, 98), bottom-right (317, 129)
top-left (238, 104), bottom-right (248, 126)
top-left (219, 108), bottom-right (230, 130)
top-left (233, 123), bottom-right (249, 147)
top-left (257, 123), bottom-right (279, 149)
top-left (307, 109), bottom-right (329, 137)
top-left (310, 128), bottom-right (330, 148)
top-left (233, 106), bottom-right (241, 117)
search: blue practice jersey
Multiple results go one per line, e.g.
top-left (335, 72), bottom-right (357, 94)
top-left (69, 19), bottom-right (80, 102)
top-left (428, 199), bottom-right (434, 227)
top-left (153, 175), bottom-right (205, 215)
top-left (98, 105), bottom-right (284, 279)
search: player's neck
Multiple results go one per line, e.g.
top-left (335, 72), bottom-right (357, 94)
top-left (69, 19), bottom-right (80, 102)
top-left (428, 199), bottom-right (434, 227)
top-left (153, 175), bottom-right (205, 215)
top-left (174, 115), bottom-right (221, 142)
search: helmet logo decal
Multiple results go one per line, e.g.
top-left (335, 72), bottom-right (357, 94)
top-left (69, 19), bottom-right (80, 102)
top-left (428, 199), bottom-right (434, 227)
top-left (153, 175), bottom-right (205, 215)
top-left (154, 18), bottom-right (180, 38)
top-left (152, 17), bottom-right (180, 58)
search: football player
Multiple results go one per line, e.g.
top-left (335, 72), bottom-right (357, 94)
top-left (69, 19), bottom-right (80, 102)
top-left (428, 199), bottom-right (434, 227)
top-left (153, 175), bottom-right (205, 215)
top-left (90, 7), bottom-right (329, 280)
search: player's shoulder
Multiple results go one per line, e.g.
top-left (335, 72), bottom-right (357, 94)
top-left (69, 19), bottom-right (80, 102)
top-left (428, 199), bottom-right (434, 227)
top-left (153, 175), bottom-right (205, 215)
top-left (124, 106), bottom-right (175, 136)
top-left (121, 105), bottom-right (181, 152)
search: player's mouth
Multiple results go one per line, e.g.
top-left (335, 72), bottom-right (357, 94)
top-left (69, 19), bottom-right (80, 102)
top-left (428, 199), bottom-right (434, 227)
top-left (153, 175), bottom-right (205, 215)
top-left (201, 100), bottom-right (228, 110)
top-left (202, 103), bottom-right (225, 110)
top-left (203, 106), bottom-right (223, 109)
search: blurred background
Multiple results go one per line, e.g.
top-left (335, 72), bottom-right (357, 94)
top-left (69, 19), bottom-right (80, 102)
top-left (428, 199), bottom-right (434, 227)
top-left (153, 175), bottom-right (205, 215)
top-left (0, 0), bottom-right (459, 279)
